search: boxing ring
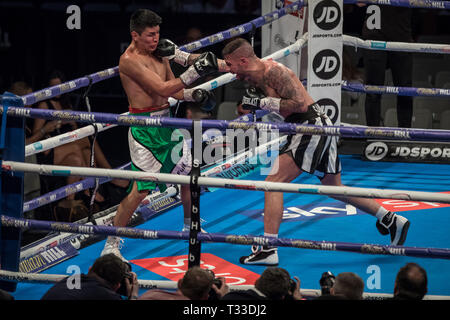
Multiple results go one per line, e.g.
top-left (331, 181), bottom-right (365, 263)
top-left (1, 0), bottom-right (450, 300)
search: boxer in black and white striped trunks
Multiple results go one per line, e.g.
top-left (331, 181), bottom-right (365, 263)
top-left (222, 38), bottom-right (410, 266)
top-left (279, 103), bottom-right (342, 178)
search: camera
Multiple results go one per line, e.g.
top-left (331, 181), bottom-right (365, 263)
top-left (208, 277), bottom-right (222, 301)
top-left (117, 263), bottom-right (133, 297)
top-left (289, 279), bottom-right (296, 292)
top-left (212, 278), bottom-right (222, 289)
top-left (319, 271), bottom-right (335, 295)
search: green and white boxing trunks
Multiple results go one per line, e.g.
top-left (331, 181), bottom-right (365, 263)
top-left (128, 109), bottom-right (191, 192)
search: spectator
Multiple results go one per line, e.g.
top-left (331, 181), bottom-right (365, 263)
top-left (315, 272), bottom-right (364, 300)
top-left (7, 81), bottom-right (61, 146)
top-left (41, 254), bottom-right (139, 300)
top-left (234, 0), bottom-right (260, 15)
top-left (360, 4), bottom-right (413, 127)
top-left (139, 266), bottom-right (227, 300)
top-left (0, 289), bottom-right (14, 301)
top-left (221, 267), bottom-right (302, 300)
top-left (392, 262), bottom-right (427, 300)
top-left (184, 27), bottom-right (203, 45)
top-left (174, 101), bottom-right (213, 120)
top-left (33, 70), bottom-right (128, 220)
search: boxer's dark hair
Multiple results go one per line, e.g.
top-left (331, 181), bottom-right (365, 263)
top-left (222, 37), bottom-right (254, 57)
top-left (130, 9), bottom-right (162, 34)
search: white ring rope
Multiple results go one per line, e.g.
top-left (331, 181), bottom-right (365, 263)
top-left (4, 160), bottom-right (450, 204)
top-left (201, 135), bottom-right (287, 177)
top-left (344, 34), bottom-right (450, 54)
top-left (25, 117), bottom-right (122, 157)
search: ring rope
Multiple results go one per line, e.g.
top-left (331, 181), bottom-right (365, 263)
top-left (5, 160), bottom-right (450, 204)
top-left (343, 81), bottom-right (450, 98)
top-left (26, 117), bottom-right (118, 157)
top-left (23, 163), bottom-right (129, 213)
top-left (20, 186), bottom-right (178, 260)
top-left (344, 0), bottom-right (450, 9)
top-left (177, 1), bottom-right (305, 53)
top-left (3, 215), bottom-right (450, 260)
top-left (4, 104), bottom-right (450, 142)
top-left (344, 34), bottom-right (450, 55)
top-left (200, 135), bottom-right (287, 177)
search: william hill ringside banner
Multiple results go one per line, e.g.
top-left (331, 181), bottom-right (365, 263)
top-left (364, 140), bottom-right (450, 164)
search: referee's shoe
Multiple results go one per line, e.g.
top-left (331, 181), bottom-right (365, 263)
top-left (376, 212), bottom-right (410, 246)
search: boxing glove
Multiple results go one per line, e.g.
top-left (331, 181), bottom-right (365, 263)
top-left (154, 38), bottom-right (190, 67)
top-left (242, 87), bottom-right (281, 113)
top-left (180, 52), bottom-right (218, 86)
top-left (242, 87), bottom-right (265, 111)
top-left (183, 88), bottom-right (216, 112)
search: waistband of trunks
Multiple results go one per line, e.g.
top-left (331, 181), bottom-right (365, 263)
top-left (284, 103), bottom-right (324, 124)
top-left (129, 104), bottom-right (170, 115)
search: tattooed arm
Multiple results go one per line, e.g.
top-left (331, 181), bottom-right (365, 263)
top-left (263, 64), bottom-right (306, 114)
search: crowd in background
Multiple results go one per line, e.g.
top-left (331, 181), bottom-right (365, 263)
top-left (0, 257), bottom-right (429, 301)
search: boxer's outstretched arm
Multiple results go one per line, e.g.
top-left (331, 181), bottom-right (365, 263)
top-left (187, 53), bottom-right (229, 73)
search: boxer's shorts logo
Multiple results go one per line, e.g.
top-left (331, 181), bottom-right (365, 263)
top-left (313, 50), bottom-right (340, 80)
top-left (313, 0), bottom-right (341, 31)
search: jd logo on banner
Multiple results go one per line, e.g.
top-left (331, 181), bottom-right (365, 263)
top-left (313, 49), bottom-right (341, 80)
top-left (313, 0), bottom-right (341, 30)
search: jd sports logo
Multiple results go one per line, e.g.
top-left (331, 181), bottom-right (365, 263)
top-left (313, 0), bottom-right (341, 30)
top-left (313, 50), bottom-right (340, 80)
top-left (365, 142), bottom-right (388, 161)
top-left (317, 98), bottom-right (339, 124)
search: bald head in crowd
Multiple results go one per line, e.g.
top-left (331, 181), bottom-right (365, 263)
top-left (394, 262), bottom-right (427, 299)
top-left (331, 272), bottom-right (365, 300)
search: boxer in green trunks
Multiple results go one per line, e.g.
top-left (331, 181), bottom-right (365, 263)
top-left (101, 9), bottom-right (229, 261)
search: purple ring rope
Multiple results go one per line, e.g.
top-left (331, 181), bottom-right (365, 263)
top-left (344, 0), bottom-right (450, 9)
top-left (3, 105), bottom-right (450, 142)
top-left (343, 81), bottom-right (450, 98)
top-left (23, 162), bottom-right (131, 213)
top-left (3, 215), bottom-right (449, 260)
